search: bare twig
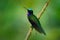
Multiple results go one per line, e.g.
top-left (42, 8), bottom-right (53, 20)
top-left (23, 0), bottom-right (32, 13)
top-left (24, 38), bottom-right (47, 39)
top-left (37, 0), bottom-right (50, 19)
top-left (25, 0), bottom-right (50, 40)
top-left (25, 27), bottom-right (33, 40)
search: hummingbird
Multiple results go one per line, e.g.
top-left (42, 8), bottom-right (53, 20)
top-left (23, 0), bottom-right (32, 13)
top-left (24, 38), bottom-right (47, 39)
top-left (25, 8), bottom-right (46, 35)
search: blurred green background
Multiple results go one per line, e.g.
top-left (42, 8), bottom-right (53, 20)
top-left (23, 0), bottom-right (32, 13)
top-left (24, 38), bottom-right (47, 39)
top-left (0, 0), bottom-right (60, 40)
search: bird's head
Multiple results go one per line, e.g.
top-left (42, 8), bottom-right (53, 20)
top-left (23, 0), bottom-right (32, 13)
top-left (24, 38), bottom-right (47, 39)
top-left (28, 9), bottom-right (33, 14)
top-left (24, 7), bottom-right (33, 15)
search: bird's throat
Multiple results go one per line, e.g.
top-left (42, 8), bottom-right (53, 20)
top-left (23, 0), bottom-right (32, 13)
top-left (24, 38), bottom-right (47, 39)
top-left (28, 13), bottom-right (31, 16)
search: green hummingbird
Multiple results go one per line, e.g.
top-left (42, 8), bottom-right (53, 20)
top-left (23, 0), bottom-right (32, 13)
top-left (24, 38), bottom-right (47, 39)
top-left (25, 8), bottom-right (46, 35)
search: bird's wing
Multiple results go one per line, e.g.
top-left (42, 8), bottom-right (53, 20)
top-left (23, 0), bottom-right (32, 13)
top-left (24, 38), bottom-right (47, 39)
top-left (29, 15), bottom-right (46, 35)
top-left (29, 15), bottom-right (41, 27)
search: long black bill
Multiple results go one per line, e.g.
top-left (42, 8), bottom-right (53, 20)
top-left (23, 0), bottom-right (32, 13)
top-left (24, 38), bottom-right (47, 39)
top-left (24, 7), bottom-right (28, 10)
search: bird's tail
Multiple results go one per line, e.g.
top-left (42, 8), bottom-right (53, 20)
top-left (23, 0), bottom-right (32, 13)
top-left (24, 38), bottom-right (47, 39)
top-left (38, 26), bottom-right (46, 35)
top-left (34, 26), bottom-right (46, 35)
top-left (41, 30), bottom-right (46, 35)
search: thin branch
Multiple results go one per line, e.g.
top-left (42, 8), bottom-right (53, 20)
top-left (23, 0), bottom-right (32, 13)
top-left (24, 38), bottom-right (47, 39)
top-left (25, 0), bottom-right (50, 40)
top-left (37, 0), bottom-right (50, 19)
top-left (25, 27), bottom-right (33, 40)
